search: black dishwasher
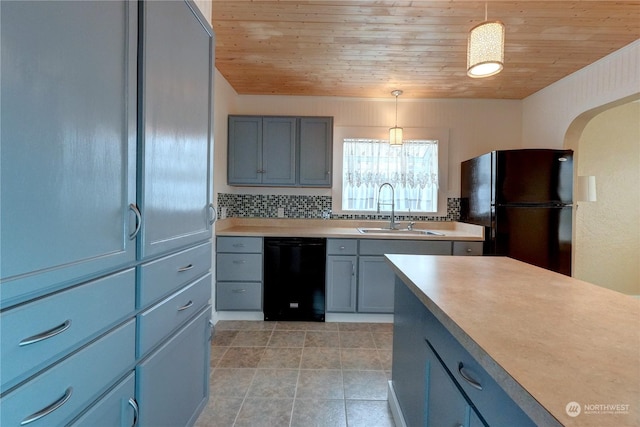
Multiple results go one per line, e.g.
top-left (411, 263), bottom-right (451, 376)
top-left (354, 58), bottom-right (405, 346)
top-left (263, 237), bottom-right (326, 322)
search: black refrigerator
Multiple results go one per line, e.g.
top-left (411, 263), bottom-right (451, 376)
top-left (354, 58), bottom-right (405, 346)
top-left (460, 149), bottom-right (573, 276)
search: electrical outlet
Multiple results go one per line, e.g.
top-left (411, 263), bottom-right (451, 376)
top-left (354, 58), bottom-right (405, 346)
top-left (277, 207), bottom-right (285, 218)
top-left (220, 206), bottom-right (227, 219)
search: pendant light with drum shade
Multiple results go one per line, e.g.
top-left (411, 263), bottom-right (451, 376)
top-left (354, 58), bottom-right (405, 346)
top-left (467, 3), bottom-right (505, 78)
top-left (389, 90), bottom-right (403, 146)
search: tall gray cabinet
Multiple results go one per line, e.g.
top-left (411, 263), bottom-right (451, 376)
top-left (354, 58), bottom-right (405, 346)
top-left (0, 1), bottom-right (214, 426)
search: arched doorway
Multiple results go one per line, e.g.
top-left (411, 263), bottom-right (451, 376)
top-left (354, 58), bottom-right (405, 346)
top-left (565, 96), bottom-right (640, 295)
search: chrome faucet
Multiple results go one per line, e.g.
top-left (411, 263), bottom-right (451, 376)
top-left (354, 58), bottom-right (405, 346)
top-left (377, 182), bottom-right (400, 229)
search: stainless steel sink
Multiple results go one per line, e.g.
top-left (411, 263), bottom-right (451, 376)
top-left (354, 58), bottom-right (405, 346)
top-left (356, 228), bottom-right (445, 236)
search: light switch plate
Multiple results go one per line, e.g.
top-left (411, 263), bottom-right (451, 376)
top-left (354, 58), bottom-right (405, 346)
top-left (277, 207), bottom-right (285, 218)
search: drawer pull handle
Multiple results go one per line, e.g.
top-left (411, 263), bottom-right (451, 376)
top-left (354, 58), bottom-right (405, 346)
top-left (21, 387), bottom-right (73, 425)
top-left (19, 320), bottom-right (72, 346)
top-left (458, 362), bottom-right (483, 390)
top-left (177, 300), bottom-right (194, 311)
top-left (232, 243), bottom-right (245, 248)
top-left (232, 260), bottom-right (246, 264)
top-left (232, 289), bottom-right (247, 293)
top-left (177, 264), bottom-right (194, 272)
top-left (128, 397), bottom-right (139, 427)
top-left (129, 204), bottom-right (142, 240)
top-left (339, 246), bottom-right (345, 250)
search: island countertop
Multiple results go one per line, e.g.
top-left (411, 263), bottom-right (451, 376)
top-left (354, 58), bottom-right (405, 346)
top-left (215, 218), bottom-right (484, 241)
top-left (386, 254), bottom-right (640, 427)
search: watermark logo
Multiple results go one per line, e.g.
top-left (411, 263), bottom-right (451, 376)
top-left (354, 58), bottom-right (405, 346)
top-left (565, 401), bottom-right (631, 417)
top-left (566, 402), bottom-right (581, 417)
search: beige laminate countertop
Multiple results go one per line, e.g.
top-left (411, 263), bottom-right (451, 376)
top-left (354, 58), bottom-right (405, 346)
top-left (386, 254), bottom-right (640, 427)
top-left (215, 218), bottom-right (484, 241)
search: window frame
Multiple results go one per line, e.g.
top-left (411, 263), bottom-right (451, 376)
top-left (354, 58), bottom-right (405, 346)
top-left (332, 126), bottom-right (449, 217)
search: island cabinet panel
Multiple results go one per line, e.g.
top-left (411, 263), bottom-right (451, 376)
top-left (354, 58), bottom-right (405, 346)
top-left (138, 0), bottom-right (214, 259)
top-left (0, 0), bottom-right (138, 307)
top-left (391, 279), bottom-right (536, 427)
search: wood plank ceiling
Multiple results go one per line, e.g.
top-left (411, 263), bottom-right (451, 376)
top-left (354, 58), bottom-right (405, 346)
top-left (212, 1), bottom-right (640, 99)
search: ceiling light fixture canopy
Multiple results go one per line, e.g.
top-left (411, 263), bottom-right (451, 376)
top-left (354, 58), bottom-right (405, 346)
top-left (389, 90), bottom-right (403, 146)
top-left (467, 3), bottom-right (505, 78)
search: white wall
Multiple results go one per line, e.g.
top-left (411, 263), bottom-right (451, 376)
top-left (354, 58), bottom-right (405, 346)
top-left (192, 0), bottom-right (211, 26)
top-left (522, 39), bottom-right (640, 148)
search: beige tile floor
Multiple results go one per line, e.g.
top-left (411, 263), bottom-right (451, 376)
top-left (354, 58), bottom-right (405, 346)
top-left (195, 320), bottom-right (396, 427)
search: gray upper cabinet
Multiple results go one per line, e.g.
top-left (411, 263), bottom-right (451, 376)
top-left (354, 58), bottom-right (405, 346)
top-left (227, 116), bottom-right (263, 185)
top-left (299, 117), bottom-right (333, 187)
top-left (228, 115), bottom-right (332, 187)
top-left (263, 117), bottom-right (297, 185)
top-left (0, 0), bottom-right (138, 306)
top-left (138, 0), bottom-right (214, 259)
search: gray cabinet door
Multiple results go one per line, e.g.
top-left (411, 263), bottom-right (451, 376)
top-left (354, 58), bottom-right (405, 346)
top-left (262, 117), bottom-right (297, 185)
top-left (227, 116), bottom-right (262, 185)
top-left (425, 340), bottom-right (476, 427)
top-left (391, 279), bottom-right (429, 427)
top-left (0, 0), bottom-right (137, 306)
top-left (299, 117), bottom-right (333, 187)
top-left (138, 0), bottom-right (214, 259)
top-left (358, 256), bottom-right (395, 313)
top-left (136, 307), bottom-right (211, 427)
top-left (326, 256), bottom-right (357, 312)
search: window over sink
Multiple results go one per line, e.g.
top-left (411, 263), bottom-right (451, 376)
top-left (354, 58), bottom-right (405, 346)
top-left (333, 126), bottom-right (449, 216)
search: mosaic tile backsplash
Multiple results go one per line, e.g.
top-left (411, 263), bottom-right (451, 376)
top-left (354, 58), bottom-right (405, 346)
top-left (217, 193), bottom-right (461, 222)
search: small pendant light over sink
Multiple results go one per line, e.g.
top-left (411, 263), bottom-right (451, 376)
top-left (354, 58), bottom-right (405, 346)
top-left (389, 90), bottom-right (403, 146)
top-left (467, 3), bottom-right (505, 78)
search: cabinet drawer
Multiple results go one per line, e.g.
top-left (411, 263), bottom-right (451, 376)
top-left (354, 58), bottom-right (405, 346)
top-left (217, 236), bottom-right (262, 253)
top-left (216, 253), bottom-right (263, 281)
top-left (68, 372), bottom-right (136, 427)
top-left (139, 242), bottom-right (211, 308)
top-left (1, 269), bottom-right (135, 390)
top-left (138, 273), bottom-right (212, 357)
top-left (0, 319), bottom-right (135, 427)
top-left (452, 241), bottom-right (483, 256)
top-left (424, 310), bottom-right (535, 427)
top-left (216, 282), bottom-right (262, 311)
top-left (359, 239), bottom-right (451, 256)
top-left (326, 239), bottom-right (357, 255)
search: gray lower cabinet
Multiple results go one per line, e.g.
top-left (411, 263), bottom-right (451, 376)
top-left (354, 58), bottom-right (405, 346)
top-left (216, 237), bottom-right (263, 311)
top-left (358, 256), bottom-right (396, 313)
top-left (69, 373), bottom-right (136, 427)
top-left (326, 256), bottom-right (358, 312)
top-left (228, 115), bottom-right (332, 187)
top-left (392, 279), bottom-right (536, 427)
top-left (136, 308), bottom-right (211, 427)
top-left (357, 239), bottom-right (451, 314)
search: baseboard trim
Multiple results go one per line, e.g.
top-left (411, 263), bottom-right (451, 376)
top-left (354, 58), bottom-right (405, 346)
top-left (388, 380), bottom-right (408, 427)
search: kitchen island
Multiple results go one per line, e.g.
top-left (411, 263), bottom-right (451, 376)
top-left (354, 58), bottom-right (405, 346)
top-left (386, 254), bottom-right (639, 427)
